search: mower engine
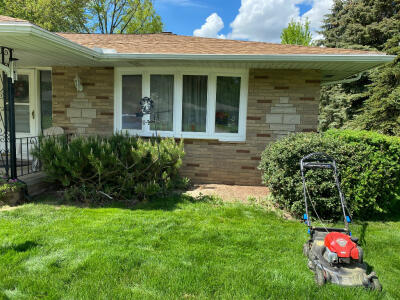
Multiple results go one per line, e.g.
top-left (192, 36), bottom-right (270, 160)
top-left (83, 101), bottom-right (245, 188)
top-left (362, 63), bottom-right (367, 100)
top-left (323, 232), bottom-right (362, 265)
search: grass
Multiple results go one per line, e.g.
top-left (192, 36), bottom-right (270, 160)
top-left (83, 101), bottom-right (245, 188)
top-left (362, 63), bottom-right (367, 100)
top-left (0, 195), bottom-right (399, 299)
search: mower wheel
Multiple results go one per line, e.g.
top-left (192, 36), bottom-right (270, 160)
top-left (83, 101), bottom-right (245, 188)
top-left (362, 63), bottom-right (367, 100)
top-left (315, 267), bottom-right (326, 286)
top-left (307, 259), bottom-right (315, 271)
top-left (357, 246), bottom-right (364, 264)
top-left (303, 243), bottom-right (310, 257)
top-left (370, 278), bottom-right (382, 291)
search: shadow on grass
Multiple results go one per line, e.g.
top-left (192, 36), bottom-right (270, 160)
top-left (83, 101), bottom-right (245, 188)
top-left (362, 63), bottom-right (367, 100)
top-left (0, 241), bottom-right (39, 254)
top-left (32, 190), bottom-right (219, 212)
top-left (359, 222), bottom-right (369, 247)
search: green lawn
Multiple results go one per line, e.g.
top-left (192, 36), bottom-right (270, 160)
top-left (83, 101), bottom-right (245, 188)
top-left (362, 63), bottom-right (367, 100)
top-left (0, 195), bottom-right (399, 299)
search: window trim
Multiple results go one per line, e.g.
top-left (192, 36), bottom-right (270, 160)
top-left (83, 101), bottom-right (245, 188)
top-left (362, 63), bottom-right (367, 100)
top-left (114, 67), bottom-right (248, 142)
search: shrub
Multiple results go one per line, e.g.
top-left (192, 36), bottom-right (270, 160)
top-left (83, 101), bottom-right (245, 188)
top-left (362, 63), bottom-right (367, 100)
top-left (0, 178), bottom-right (25, 206)
top-left (259, 130), bottom-right (400, 220)
top-left (32, 134), bottom-right (185, 204)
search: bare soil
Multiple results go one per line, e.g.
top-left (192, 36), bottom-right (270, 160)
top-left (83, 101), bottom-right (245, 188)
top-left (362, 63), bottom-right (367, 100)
top-left (185, 184), bottom-right (270, 203)
top-left (0, 205), bottom-right (20, 212)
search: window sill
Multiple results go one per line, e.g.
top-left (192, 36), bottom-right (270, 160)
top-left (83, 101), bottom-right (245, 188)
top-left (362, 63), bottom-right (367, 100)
top-left (118, 129), bottom-right (246, 143)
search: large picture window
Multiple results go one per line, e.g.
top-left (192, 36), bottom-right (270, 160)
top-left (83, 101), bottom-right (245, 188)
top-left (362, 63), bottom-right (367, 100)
top-left (215, 76), bottom-right (241, 134)
top-left (182, 75), bottom-right (207, 132)
top-left (116, 68), bottom-right (248, 141)
top-left (122, 75), bottom-right (142, 130)
top-left (150, 75), bottom-right (174, 131)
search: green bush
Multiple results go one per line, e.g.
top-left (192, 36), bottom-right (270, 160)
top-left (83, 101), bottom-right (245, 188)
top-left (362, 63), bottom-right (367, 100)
top-left (32, 134), bottom-right (185, 204)
top-left (259, 130), bottom-right (400, 220)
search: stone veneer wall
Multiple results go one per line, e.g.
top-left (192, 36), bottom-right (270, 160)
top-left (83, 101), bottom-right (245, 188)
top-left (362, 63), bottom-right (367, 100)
top-left (52, 67), bottom-right (114, 135)
top-left (51, 67), bottom-right (320, 186)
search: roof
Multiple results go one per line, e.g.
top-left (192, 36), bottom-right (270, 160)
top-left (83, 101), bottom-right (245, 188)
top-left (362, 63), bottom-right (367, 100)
top-left (57, 33), bottom-right (377, 56)
top-left (0, 14), bottom-right (395, 83)
top-left (0, 15), bottom-right (29, 23)
top-left (0, 14), bottom-right (381, 56)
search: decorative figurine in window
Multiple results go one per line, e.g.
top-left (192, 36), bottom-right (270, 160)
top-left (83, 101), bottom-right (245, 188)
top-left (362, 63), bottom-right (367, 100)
top-left (140, 96), bottom-right (154, 115)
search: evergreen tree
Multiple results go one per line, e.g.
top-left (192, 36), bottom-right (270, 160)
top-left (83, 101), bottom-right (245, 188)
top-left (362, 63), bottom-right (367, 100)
top-left (319, 0), bottom-right (400, 135)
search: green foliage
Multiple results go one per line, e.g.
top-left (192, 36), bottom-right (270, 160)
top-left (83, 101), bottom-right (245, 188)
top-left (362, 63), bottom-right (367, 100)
top-left (88, 0), bottom-right (163, 34)
top-left (259, 130), bottom-right (400, 220)
top-left (0, 0), bottom-right (163, 34)
top-left (320, 0), bottom-right (399, 51)
top-left (32, 134), bottom-right (185, 204)
top-left (318, 0), bottom-right (400, 135)
top-left (281, 18), bottom-right (312, 46)
top-left (349, 46), bottom-right (400, 135)
top-left (0, 178), bottom-right (24, 204)
top-left (0, 0), bottom-right (88, 32)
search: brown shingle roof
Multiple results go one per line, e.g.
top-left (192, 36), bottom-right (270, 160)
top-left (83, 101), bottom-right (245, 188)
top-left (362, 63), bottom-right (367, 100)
top-left (57, 33), bottom-right (379, 56)
top-left (0, 15), bottom-right (29, 23)
top-left (0, 15), bottom-right (383, 56)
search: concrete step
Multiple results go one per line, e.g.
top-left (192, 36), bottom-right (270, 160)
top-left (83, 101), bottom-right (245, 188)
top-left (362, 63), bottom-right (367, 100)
top-left (19, 172), bottom-right (51, 197)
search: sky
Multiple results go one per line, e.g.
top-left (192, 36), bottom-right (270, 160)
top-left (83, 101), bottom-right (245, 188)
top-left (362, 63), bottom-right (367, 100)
top-left (154, 0), bottom-right (333, 43)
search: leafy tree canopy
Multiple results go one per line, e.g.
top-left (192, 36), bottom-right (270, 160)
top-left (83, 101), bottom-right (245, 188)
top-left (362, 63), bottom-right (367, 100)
top-left (281, 18), bottom-right (312, 46)
top-left (88, 0), bottom-right (162, 34)
top-left (0, 0), bottom-right (163, 34)
top-left (0, 0), bottom-right (88, 32)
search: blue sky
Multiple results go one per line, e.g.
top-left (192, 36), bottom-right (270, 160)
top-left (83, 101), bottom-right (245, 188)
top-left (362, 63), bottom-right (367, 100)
top-left (154, 0), bottom-right (332, 43)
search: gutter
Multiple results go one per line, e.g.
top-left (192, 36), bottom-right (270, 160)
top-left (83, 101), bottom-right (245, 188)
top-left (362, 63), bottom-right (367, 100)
top-left (101, 53), bottom-right (396, 63)
top-left (0, 23), bottom-right (98, 60)
top-left (0, 22), bottom-right (396, 64)
top-left (322, 72), bottom-right (364, 86)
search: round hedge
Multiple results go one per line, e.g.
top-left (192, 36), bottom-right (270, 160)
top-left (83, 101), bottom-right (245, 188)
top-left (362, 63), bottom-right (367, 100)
top-left (259, 130), bottom-right (400, 220)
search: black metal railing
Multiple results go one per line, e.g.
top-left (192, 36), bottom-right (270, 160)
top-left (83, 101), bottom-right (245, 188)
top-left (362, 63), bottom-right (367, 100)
top-left (1, 133), bottom-right (72, 178)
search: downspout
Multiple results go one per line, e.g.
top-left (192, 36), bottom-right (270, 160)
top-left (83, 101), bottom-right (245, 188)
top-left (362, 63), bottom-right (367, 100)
top-left (322, 72), bottom-right (364, 86)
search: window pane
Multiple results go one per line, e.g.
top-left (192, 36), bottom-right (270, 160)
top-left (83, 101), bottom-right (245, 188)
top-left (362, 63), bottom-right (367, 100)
top-left (40, 70), bottom-right (52, 130)
top-left (15, 105), bottom-right (30, 133)
top-left (150, 75), bottom-right (173, 131)
top-left (182, 75), bottom-right (207, 132)
top-left (14, 75), bottom-right (29, 104)
top-left (122, 75), bottom-right (142, 130)
top-left (215, 76), bottom-right (241, 133)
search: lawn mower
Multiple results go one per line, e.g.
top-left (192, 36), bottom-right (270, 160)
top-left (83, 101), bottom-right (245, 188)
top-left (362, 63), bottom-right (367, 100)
top-left (300, 153), bottom-right (381, 290)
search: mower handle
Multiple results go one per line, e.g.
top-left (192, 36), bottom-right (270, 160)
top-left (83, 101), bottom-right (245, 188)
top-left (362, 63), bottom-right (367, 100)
top-left (300, 152), bottom-right (350, 232)
top-left (300, 152), bottom-right (336, 171)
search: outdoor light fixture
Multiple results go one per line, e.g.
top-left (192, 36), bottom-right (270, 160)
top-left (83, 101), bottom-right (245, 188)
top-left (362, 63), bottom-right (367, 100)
top-left (74, 74), bottom-right (83, 92)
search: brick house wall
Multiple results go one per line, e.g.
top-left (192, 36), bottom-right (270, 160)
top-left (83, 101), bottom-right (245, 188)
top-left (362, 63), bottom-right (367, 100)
top-left (181, 69), bottom-right (321, 185)
top-left (51, 67), bottom-right (321, 186)
top-left (52, 66), bottom-right (114, 135)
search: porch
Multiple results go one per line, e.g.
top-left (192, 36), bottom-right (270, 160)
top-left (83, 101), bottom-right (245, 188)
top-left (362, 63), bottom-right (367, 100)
top-left (0, 133), bottom-right (72, 196)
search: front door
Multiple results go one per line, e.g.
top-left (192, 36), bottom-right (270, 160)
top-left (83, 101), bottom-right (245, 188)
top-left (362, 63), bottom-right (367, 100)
top-left (14, 69), bottom-right (37, 137)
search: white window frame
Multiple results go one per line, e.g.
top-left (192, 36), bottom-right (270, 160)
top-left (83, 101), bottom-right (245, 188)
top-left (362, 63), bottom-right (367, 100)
top-left (114, 66), bottom-right (248, 142)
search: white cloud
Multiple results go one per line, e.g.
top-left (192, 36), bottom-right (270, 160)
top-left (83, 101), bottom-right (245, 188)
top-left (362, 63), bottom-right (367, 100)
top-left (228, 0), bottom-right (302, 43)
top-left (193, 13), bottom-right (226, 39)
top-left (191, 0), bottom-right (333, 43)
top-left (303, 0), bottom-right (333, 40)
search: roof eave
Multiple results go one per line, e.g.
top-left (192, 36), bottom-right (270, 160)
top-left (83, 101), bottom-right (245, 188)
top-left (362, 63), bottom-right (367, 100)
top-left (0, 22), bottom-right (396, 67)
top-left (100, 53), bottom-right (396, 63)
top-left (0, 22), bottom-right (98, 60)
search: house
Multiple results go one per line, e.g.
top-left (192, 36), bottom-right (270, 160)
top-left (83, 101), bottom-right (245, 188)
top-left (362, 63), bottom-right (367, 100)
top-left (0, 15), bottom-right (395, 185)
